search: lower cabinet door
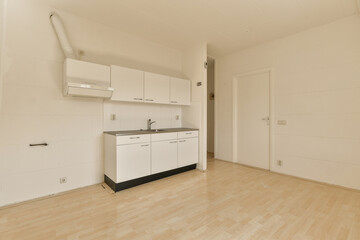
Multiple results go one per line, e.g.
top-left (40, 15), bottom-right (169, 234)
top-left (117, 143), bottom-right (151, 182)
top-left (151, 140), bottom-right (178, 174)
top-left (178, 137), bottom-right (199, 167)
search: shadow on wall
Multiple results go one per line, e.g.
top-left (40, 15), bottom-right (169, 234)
top-left (73, 50), bottom-right (186, 79)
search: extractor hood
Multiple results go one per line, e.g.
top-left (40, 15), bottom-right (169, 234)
top-left (64, 58), bottom-right (113, 98)
top-left (50, 13), bottom-right (113, 98)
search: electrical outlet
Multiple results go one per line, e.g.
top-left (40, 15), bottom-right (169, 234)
top-left (277, 160), bottom-right (283, 166)
top-left (59, 177), bottom-right (67, 184)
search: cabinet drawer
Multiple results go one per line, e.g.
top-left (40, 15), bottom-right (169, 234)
top-left (116, 134), bottom-right (150, 145)
top-left (151, 132), bottom-right (177, 142)
top-left (178, 131), bottom-right (198, 139)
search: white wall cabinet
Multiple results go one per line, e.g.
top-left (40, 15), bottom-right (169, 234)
top-left (110, 65), bottom-right (144, 102)
top-left (117, 143), bottom-right (151, 182)
top-left (151, 140), bottom-right (178, 174)
top-left (170, 77), bottom-right (190, 105)
top-left (109, 65), bottom-right (191, 106)
top-left (178, 137), bottom-right (199, 167)
top-left (144, 72), bottom-right (170, 104)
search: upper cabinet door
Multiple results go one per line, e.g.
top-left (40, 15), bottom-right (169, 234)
top-left (110, 65), bottom-right (144, 102)
top-left (170, 77), bottom-right (191, 105)
top-left (144, 72), bottom-right (170, 104)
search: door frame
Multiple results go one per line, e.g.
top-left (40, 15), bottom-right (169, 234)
top-left (207, 56), bottom-right (215, 157)
top-left (232, 68), bottom-right (274, 171)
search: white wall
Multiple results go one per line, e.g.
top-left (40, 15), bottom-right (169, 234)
top-left (182, 44), bottom-right (207, 171)
top-left (0, 0), bottom-right (183, 207)
top-left (216, 15), bottom-right (360, 190)
top-left (103, 102), bottom-right (181, 131)
top-left (207, 60), bottom-right (214, 153)
top-left (0, 0), bottom-right (5, 112)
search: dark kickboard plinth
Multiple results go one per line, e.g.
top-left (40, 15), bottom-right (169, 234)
top-left (104, 164), bottom-right (197, 192)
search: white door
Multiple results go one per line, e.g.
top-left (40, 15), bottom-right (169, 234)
top-left (151, 140), bottom-right (178, 174)
top-left (144, 72), bottom-right (170, 104)
top-left (178, 137), bottom-right (199, 167)
top-left (116, 143), bottom-right (151, 182)
top-left (110, 65), bottom-right (144, 102)
top-left (235, 71), bottom-right (270, 169)
top-left (170, 77), bottom-right (190, 105)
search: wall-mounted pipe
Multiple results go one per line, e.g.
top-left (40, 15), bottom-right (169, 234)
top-left (357, 0), bottom-right (360, 13)
top-left (49, 12), bottom-right (77, 59)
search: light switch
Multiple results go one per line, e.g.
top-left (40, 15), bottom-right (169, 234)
top-left (277, 120), bottom-right (287, 125)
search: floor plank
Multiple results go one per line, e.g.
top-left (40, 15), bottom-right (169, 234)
top-left (1, 159), bottom-right (360, 240)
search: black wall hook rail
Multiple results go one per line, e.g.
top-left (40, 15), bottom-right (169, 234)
top-left (29, 143), bottom-right (48, 147)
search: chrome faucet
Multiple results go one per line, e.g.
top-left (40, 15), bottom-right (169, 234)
top-left (147, 119), bottom-right (156, 130)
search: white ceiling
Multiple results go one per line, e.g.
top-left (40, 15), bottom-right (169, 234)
top-left (37, 0), bottom-right (359, 57)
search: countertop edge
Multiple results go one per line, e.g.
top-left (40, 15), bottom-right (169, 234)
top-left (104, 128), bottom-right (199, 136)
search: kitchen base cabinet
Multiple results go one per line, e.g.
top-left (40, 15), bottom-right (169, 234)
top-left (178, 137), bottom-right (199, 167)
top-left (151, 140), bottom-right (178, 174)
top-left (104, 129), bottom-right (199, 192)
top-left (104, 134), bottom-right (151, 184)
top-left (117, 143), bottom-right (151, 182)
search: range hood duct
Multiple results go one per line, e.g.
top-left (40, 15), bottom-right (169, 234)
top-left (49, 12), bottom-right (77, 59)
top-left (49, 12), bottom-right (113, 98)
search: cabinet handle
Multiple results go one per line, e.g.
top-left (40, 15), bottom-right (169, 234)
top-left (133, 98), bottom-right (143, 100)
top-left (170, 141), bottom-right (177, 144)
top-left (179, 140), bottom-right (186, 143)
top-left (185, 132), bottom-right (192, 135)
top-left (130, 137), bottom-right (140, 139)
top-left (29, 143), bottom-right (48, 147)
top-left (140, 144), bottom-right (149, 147)
top-left (145, 99), bottom-right (154, 102)
top-left (171, 101), bottom-right (178, 103)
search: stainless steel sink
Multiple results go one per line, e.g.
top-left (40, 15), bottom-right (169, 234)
top-left (147, 129), bottom-right (166, 132)
top-left (138, 129), bottom-right (167, 133)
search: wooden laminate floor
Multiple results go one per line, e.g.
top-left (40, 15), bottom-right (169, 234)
top-left (1, 158), bottom-right (360, 240)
